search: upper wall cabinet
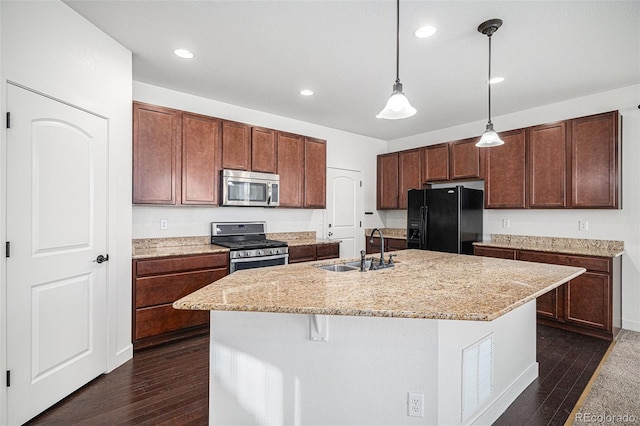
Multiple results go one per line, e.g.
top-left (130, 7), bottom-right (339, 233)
top-left (377, 153), bottom-right (399, 209)
top-left (485, 129), bottom-right (527, 209)
top-left (421, 143), bottom-right (449, 182)
top-left (570, 111), bottom-right (620, 209)
top-left (133, 102), bottom-right (182, 205)
top-left (181, 113), bottom-right (221, 205)
top-left (221, 121), bottom-right (251, 171)
top-left (528, 121), bottom-right (567, 208)
top-left (251, 127), bottom-right (277, 173)
top-left (398, 149), bottom-right (422, 209)
top-left (450, 138), bottom-right (482, 180)
top-left (304, 137), bottom-right (327, 208)
top-left (277, 132), bottom-right (305, 207)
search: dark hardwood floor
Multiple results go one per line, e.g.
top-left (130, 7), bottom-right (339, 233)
top-left (27, 325), bottom-right (610, 425)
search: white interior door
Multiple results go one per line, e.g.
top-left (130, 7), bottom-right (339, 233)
top-left (326, 168), bottom-right (362, 258)
top-left (6, 84), bottom-right (108, 425)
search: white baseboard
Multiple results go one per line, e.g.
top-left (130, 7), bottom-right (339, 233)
top-left (108, 344), bottom-right (133, 373)
top-left (471, 362), bottom-right (539, 426)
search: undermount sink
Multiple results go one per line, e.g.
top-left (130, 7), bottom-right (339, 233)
top-left (317, 264), bottom-right (359, 272)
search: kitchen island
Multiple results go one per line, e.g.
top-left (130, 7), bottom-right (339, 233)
top-left (174, 249), bottom-right (585, 425)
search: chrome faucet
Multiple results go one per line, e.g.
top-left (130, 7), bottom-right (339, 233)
top-left (369, 228), bottom-right (385, 267)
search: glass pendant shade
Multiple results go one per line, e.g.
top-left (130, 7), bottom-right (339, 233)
top-left (377, 81), bottom-right (417, 120)
top-left (476, 122), bottom-right (504, 147)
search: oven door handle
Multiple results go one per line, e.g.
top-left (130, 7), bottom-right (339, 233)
top-left (230, 253), bottom-right (289, 263)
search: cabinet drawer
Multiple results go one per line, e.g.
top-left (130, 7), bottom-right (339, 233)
top-left (135, 304), bottom-right (209, 340)
top-left (135, 268), bottom-right (227, 308)
top-left (474, 246), bottom-right (517, 259)
top-left (316, 243), bottom-right (339, 260)
top-left (136, 253), bottom-right (228, 276)
top-left (518, 251), bottom-right (610, 273)
top-left (289, 245), bottom-right (317, 263)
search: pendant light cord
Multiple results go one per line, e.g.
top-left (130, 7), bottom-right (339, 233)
top-left (395, 0), bottom-right (400, 83)
top-left (487, 34), bottom-right (492, 125)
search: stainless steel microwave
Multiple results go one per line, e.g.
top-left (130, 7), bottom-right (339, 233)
top-left (221, 169), bottom-right (280, 207)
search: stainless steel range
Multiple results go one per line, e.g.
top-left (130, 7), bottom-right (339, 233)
top-left (211, 222), bottom-right (288, 273)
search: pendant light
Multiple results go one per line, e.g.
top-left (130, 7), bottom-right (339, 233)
top-left (476, 18), bottom-right (504, 147)
top-left (376, 0), bottom-right (416, 120)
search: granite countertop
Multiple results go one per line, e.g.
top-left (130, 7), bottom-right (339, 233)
top-left (474, 234), bottom-right (624, 258)
top-left (173, 249), bottom-right (585, 321)
top-left (132, 232), bottom-right (339, 259)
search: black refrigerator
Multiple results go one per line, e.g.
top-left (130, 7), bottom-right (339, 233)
top-left (407, 186), bottom-right (483, 255)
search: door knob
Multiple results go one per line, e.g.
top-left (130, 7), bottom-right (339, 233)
top-left (328, 232), bottom-right (333, 237)
top-left (94, 254), bottom-right (109, 264)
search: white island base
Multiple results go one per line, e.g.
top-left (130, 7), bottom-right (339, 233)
top-left (208, 300), bottom-right (537, 425)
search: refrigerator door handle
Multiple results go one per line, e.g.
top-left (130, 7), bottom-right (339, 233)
top-left (420, 206), bottom-right (428, 249)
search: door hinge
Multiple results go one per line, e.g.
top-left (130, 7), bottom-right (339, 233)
top-left (6, 112), bottom-right (10, 129)
top-left (360, 221), bottom-right (362, 227)
top-left (360, 180), bottom-right (362, 187)
top-left (5, 241), bottom-right (10, 258)
top-left (6, 370), bottom-right (10, 387)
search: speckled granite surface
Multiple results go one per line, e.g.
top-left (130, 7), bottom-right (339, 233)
top-left (173, 249), bottom-right (584, 321)
top-left (364, 228), bottom-right (406, 239)
top-left (133, 232), bottom-right (339, 259)
top-left (475, 234), bottom-right (624, 258)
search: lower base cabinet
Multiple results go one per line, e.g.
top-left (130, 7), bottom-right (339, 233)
top-left (132, 252), bottom-right (229, 349)
top-left (365, 237), bottom-right (407, 255)
top-left (289, 242), bottom-right (340, 263)
top-left (474, 246), bottom-right (621, 341)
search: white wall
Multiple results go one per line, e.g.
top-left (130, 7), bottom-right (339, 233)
top-left (385, 84), bottom-right (640, 331)
top-left (0, 1), bottom-right (133, 422)
top-left (132, 82), bottom-right (387, 246)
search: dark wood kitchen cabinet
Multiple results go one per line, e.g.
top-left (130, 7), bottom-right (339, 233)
top-left (475, 245), bottom-right (621, 340)
top-left (398, 149), bottom-right (422, 209)
top-left (377, 153), bottom-right (399, 209)
top-left (288, 242), bottom-right (340, 263)
top-left (251, 127), bottom-right (277, 173)
top-left (304, 137), bottom-right (327, 208)
top-left (421, 143), bottom-right (449, 182)
top-left (133, 252), bottom-right (229, 349)
top-left (277, 132), bottom-right (305, 207)
top-left (570, 111), bottom-right (620, 208)
top-left (527, 121), bottom-right (568, 208)
top-left (181, 112), bottom-right (221, 205)
top-left (450, 138), bottom-right (482, 180)
top-left (221, 120), bottom-right (251, 171)
top-left (366, 237), bottom-right (407, 254)
top-left (133, 102), bottom-right (182, 204)
top-left (484, 128), bottom-right (527, 209)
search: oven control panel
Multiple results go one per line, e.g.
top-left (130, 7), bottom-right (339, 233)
top-left (229, 246), bottom-right (289, 259)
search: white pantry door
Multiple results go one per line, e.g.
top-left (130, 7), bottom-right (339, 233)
top-left (6, 84), bottom-right (108, 425)
top-left (326, 168), bottom-right (362, 258)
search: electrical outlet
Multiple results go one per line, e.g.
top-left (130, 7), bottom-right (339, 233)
top-left (160, 219), bottom-right (168, 230)
top-left (502, 218), bottom-right (510, 228)
top-left (407, 392), bottom-right (424, 417)
top-left (578, 220), bottom-right (589, 231)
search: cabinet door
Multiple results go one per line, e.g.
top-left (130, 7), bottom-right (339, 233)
top-left (277, 132), bottom-right (305, 207)
top-left (450, 139), bottom-right (481, 180)
top-left (304, 137), bottom-right (327, 208)
top-left (484, 129), bottom-right (527, 208)
top-left (377, 153), bottom-right (399, 209)
top-left (251, 127), bottom-right (277, 173)
top-left (133, 102), bottom-right (181, 204)
top-left (570, 111), bottom-right (620, 208)
top-left (565, 272), bottom-right (610, 330)
top-left (181, 113), bottom-right (221, 205)
top-left (316, 243), bottom-right (340, 260)
top-left (221, 120), bottom-right (251, 170)
top-left (288, 244), bottom-right (316, 263)
top-left (537, 286), bottom-right (563, 320)
top-left (386, 238), bottom-right (407, 252)
top-left (398, 149), bottom-right (422, 209)
top-left (366, 236), bottom-right (384, 254)
top-left (528, 121), bottom-right (567, 208)
top-left (473, 246), bottom-right (517, 259)
top-left (421, 144), bottom-right (449, 182)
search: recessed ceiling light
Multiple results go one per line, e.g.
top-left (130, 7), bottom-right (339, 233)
top-left (300, 89), bottom-right (314, 96)
top-left (414, 26), bottom-right (437, 39)
top-left (488, 77), bottom-right (504, 84)
top-left (174, 49), bottom-right (194, 59)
